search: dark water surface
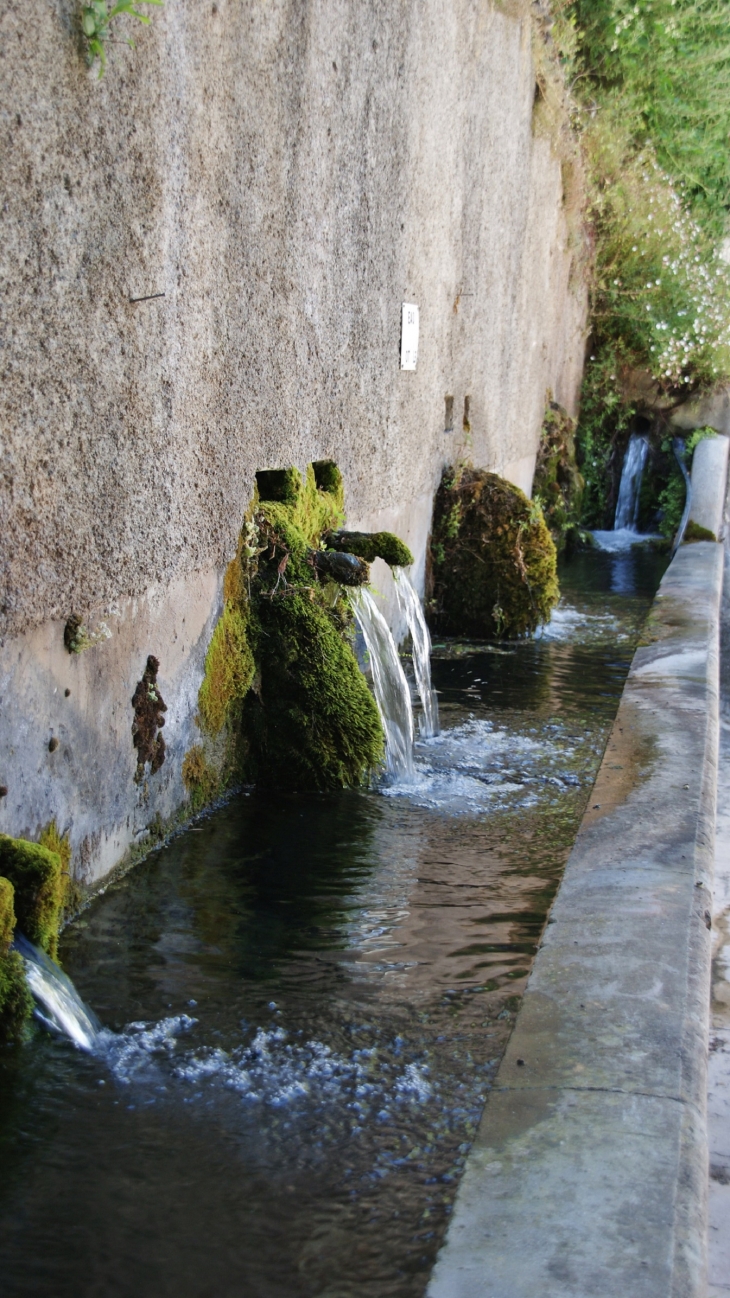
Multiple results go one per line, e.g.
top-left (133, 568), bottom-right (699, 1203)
top-left (0, 547), bottom-right (665, 1298)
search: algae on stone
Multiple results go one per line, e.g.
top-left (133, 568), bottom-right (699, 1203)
top-left (0, 834), bottom-right (67, 959)
top-left (325, 530), bottom-right (415, 568)
top-left (428, 465), bottom-right (559, 639)
top-left (0, 876), bottom-right (32, 1041)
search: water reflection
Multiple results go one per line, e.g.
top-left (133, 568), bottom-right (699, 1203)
top-left (0, 549), bottom-right (666, 1298)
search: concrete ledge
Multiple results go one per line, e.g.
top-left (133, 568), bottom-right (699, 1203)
top-left (427, 542), bottom-right (723, 1298)
top-left (689, 436), bottom-right (730, 540)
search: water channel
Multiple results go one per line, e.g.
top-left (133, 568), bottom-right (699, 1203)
top-left (0, 547), bottom-right (666, 1298)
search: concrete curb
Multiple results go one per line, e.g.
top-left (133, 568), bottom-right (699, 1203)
top-left (426, 542), bottom-right (723, 1298)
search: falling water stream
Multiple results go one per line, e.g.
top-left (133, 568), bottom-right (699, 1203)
top-left (0, 547), bottom-right (666, 1298)
top-left (352, 587), bottom-right (415, 780)
top-left (393, 569), bottom-right (440, 739)
top-left (592, 432), bottom-right (655, 553)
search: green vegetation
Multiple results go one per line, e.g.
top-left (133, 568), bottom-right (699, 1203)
top-left (242, 463), bottom-right (383, 790)
top-left (547, 1), bottom-right (730, 530)
top-left (325, 531), bottom-right (415, 567)
top-left (80, 0), bottom-right (163, 78)
top-left (0, 835), bottom-right (67, 961)
top-left (0, 877), bottom-right (33, 1042)
top-left (190, 459), bottom-right (411, 801)
top-left (532, 397), bottom-right (584, 547)
top-left (429, 466), bottom-right (559, 639)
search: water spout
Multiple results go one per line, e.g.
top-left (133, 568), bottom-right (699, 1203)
top-left (393, 568), bottom-right (440, 737)
top-left (614, 434), bottom-right (649, 530)
top-left (15, 933), bottom-right (100, 1051)
top-left (351, 588), bottom-right (415, 780)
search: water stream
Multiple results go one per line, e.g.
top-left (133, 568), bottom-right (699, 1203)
top-left (352, 587), bottom-right (415, 780)
top-left (393, 569), bottom-right (440, 739)
top-left (593, 432), bottom-right (654, 552)
top-left (0, 547), bottom-right (666, 1298)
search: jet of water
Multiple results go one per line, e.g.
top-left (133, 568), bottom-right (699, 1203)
top-left (393, 567), bottom-right (440, 737)
top-left (351, 587), bottom-right (415, 781)
top-left (14, 933), bottom-right (100, 1051)
top-left (614, 434), bottom-right (649, 530)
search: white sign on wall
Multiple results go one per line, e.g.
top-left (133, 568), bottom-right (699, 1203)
top-left (400, 303), bottom-right (419, 371)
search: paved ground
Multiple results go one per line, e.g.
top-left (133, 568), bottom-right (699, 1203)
top-left (709, 532), bottom-right (730, 1296)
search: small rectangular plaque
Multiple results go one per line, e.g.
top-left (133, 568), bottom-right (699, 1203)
top-left (400, 303), bottom-right (419, 371)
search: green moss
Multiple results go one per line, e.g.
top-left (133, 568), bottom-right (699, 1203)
top-left (684, 521), bottom-right (716, 543)
top-left (428, 465), bottom-right (559, 639)
top-left (0, 877), bottom-right (32, 1041)
top-left (326, 531), bottom-right (415, 567)
top-left (312, 460), bottom-right (345, 506)
top-left (182, 745), bottom-right (222, 812)
top-left (532, 398), bottom-right (584, 549)
top-left (39, 821), bottom-right (82, 924)
top-left (244, 593), bottom-right (383, 790)
top-left (198, 603), bottom-right (255, 736)
top-left (0, 835), bottom-right (67, 959)
top-left (189, 459), bottom-right (412, 801)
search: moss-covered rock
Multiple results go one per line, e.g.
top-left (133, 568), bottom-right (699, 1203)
top-left (325, 530), bottom-right (414, 567)
top-left (428, 465), bottom-right (559, 639)
top-left (191, 458), bottom-right (397, 798)
top-left (244, 592), bottom-right (384, 790)
top-left (0, 877), bottom-right (32, 1042)
top-left (0, 835), bottom-right (67, 959)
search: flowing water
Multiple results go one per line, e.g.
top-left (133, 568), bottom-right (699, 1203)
top-left (393, 569), bottom-right (440, 739)
top-left (0, 547), bottom-right (665, 1298)
top-left (613, 433), bottom-right (649, 530)
top-left (593, 432), bottom-right (656, 552)
top-left (352, 587), bottom-right (415, 780)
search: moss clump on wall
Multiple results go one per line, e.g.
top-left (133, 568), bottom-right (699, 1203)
top-left (0, 835), bottom-right (66, 959)
top-left (684, 521), bottom-right (716, 543)
top-left (325, 530), bottom-right (415, 567)
top-left (246, 462), bottom-right (383, 789)
top-left (244, 592), bottom-right (383, 790)
top-left (39, 820), bottom-right (81, 923)
top-left (198, 603), bottom-right (255, 736)
top-left (191, 458), bottom-right (393, 799)
top-left (532, 397), bottom-right (584, 549)
top-left (428, 465), bottom-right (559, 639)
top-left (0, 876), bottom-right (32, 1042)
top-left (182, 745), bottom-right (222, 813)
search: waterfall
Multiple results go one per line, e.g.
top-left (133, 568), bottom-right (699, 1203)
top-left (15, 933), bottom-right (100, 1051)
top-left (352, 588), bottom-right (415, 780)
top-left (614, 434), bottom-right (650, 530)
top-left (393, 568), bottom-right (440, 738)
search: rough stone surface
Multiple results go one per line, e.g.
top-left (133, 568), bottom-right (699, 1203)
top-left (427, 541), bottom-right (722, 1298)
top-left (0, 0), bottom-right (586, 881)
top-left (0, 0), bottom-right (585, 643)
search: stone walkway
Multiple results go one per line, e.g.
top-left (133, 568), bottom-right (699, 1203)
top-left (709, 532), bottom-right (730, 1296)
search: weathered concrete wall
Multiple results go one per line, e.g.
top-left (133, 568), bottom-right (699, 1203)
top-left (0, 0), bottom-right (587, 881)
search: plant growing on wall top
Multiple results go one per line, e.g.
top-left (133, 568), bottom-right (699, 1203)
top-left (80, 0), bottom-right (163, 78)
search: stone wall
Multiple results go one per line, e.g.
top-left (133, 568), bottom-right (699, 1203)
top-left (0, 0), bottom-right (587, 884)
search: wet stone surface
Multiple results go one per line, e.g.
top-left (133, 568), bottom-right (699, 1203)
top-left (0, 547), bottom-right (664, 1298)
